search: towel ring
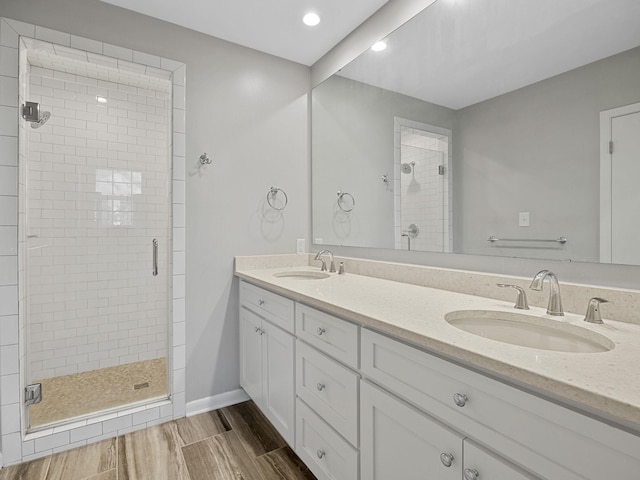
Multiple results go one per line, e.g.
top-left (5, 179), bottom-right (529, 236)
top-left (337, 191), bottom-right (355, 212)
top-left (267, 186), bottom-right (288, 210)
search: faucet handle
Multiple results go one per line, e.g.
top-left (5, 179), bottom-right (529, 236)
top-left (584, 297), bottom-right (609, 324)
top-left (497, 284), bottom-right (530, 310)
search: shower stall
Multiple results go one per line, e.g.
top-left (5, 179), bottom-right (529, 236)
top-left (394, 117), bottom-right (452, 253)
top-left (19, 37), bottom-right (173, 429)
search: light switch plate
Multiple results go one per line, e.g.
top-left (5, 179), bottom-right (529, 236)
top-left (296, 238), bottom-right (305, 254)
top-left (519, 212), bottom-right (530, 227)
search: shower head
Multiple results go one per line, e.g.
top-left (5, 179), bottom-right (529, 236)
top-left (401, 161), bottom-right (415, 174)
top-left (30, 111), bottom-right (51, 129)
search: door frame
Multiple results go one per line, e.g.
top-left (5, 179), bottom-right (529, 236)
top-left (393, 117), bottom-right (453, 253)
top-left (599, 102), bottom-right (640, 263)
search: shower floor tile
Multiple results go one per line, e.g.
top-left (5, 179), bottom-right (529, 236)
top-left (29, 358), bottom-right (168, 428)
top-left (0, 400), bottom-right (316, 480)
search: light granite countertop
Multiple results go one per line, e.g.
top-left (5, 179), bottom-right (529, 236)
top-left (235, 260), bottom-right (640, 433)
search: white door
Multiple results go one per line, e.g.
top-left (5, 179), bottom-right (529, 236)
top-left (600, 103), bottom-right (640, 264)
top-left (463, 439), bottom-right (539, 480)
top-left (611, 111), bottom-right (640, 264)
top-left (361, 380), bottom-right (463, 480)
top-left (261, 320), bottom-right (295, 446)
top-left (239, 307), bottom-right (263, 404)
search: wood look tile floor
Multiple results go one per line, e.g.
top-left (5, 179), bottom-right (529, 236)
top-left (0, 401), bottom-right (316, 480)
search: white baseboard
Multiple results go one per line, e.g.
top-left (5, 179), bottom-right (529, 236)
top-left (185, 388), bottom-right (250, 417)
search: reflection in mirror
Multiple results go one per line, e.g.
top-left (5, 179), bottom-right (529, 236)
top-left (311, 0), bottom-right (640, 265)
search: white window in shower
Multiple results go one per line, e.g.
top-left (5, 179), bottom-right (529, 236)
top-left (394, 117), bottom-right (452, 252)
top-left (95, 169), bottom-right (142, 226)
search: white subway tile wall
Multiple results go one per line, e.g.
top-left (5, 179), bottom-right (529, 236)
top-left (393, 119), bottom-right (451, 252)
top-left (25, 61), bottom-right (171, 380)
top-left (0, 17), bottom-right (186, 466)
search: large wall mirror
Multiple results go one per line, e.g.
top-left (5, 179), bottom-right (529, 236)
top-left (311, 0), bottom-right (640, 265)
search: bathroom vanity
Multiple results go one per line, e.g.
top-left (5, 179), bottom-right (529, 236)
top-left (235, 255), bottom-right (640, 480)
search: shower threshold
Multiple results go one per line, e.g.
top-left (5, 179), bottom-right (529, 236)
top-left (28, 358), bottom-right (168, 430)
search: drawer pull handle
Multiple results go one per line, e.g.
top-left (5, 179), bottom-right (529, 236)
top-left (464, 468), bottom-right (480, 480)
top-left (316, 383), bottom-right (326, 391)
top-left (258, 299), bottom-right (265, 305)
top-left (317, 327), bottom-right (326, 335)
top-left (316, 450), bottom-right (325, 459)
top-left (440, 452), bottom-right (454, 467)
top-left (453, 393), bottom-right (468, 407)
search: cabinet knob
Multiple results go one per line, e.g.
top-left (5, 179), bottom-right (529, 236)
top-left (316, 450), bottom-right (325, 459)
top-left (254, 326), bottom-right (260, 333)
top-left (464, 468), bottom-right (480, 480)
top-left (316, 383), bottom-right (326, 391)
top-left (258, 299), bottom-right (265, 305)
top-left (317, 327), bottom-right (326, 335)
top-left (453, 393), bottom-right (468, 407)
top-left (440, 452), bottom-right (454, 467)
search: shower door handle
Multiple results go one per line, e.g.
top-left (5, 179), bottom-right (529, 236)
top-left (152, 239), bottom-right (158, 276)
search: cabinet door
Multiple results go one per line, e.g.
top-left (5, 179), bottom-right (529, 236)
top-left (239, 307), bottom-right (263, 405)
top-left (262, 319), bottom-right (295, 446)
top-left (463, 439), bottom-right (538, 480)
top-left (361, 380), bottom-right (463, 480)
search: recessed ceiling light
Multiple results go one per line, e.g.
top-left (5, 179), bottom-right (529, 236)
top-left (371, 41), bottom-right (387, 52)
top-left (303, 13), bottom-right (320, 27)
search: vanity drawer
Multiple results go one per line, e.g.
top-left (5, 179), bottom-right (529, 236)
top-left (295, 303), bottom-right (359, 368)
top-left (296, 340), bottom-right (359, 446)
top-left (295, 398), bottom-right (359, 480)
top-left (361, 328), bottom-right (640, 480)
top-left (240, 281), bottom-right (294, 333)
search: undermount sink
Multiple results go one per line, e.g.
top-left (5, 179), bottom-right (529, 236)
top-left (445, 310), bottom-right (614, 353)
top-left (273, 270), bottom-right (330, 280)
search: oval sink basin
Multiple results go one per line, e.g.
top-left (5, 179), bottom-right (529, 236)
top-left (445, 310), bottom-right (614, 353)
top-left (273, 270), bottom-right (330, 280)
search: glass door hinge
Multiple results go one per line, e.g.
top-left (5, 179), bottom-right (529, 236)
top-left (25, 383), bottom-right (42, 406)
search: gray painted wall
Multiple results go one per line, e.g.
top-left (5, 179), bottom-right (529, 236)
top-left (312, 75), bottom-right (455, 248)
top-left (0, 0), bottom-right (310, 404)
top-left (314, 47), bottom-right (640, 263)
top-left (308, 0), bottom-right (640, 291)
top-left (455, 46), bottom-right (640, 262)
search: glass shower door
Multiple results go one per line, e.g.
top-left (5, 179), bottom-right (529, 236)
top-left (21, 39), bottom-right (172, 428)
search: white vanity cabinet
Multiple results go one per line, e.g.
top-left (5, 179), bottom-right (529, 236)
top-left (361, 380), bottom-right (536, 480)
top-left (361, 380), bottom-right (464, 480)
top-left (294, 304), bottom-right (361, 480)
top-left (237, 279), bottom-right (640, 480)
top-left (239, 282), bottom-right (295, 446)
top-left (361, 327), bottom-right (640, 480)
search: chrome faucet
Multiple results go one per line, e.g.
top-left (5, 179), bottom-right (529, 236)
top-left (314, 250), bottom-right (336, 273)
top-left (530, 270), bottom-right (563, 316)
top-left (497, 284), bottom-right (529, 309)
top-left (584, 297), bottom-right (609, 324)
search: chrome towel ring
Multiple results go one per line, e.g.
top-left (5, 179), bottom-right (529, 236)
top-left (267, 186), bottom-right (288, 210)
top-left (337, 190), bottom-right (355, 212)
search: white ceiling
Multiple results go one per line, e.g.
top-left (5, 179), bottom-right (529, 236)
top-left (98, 0), bottom-right (389, 66)
top-left (338, 0), bottom-right (640, 109)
